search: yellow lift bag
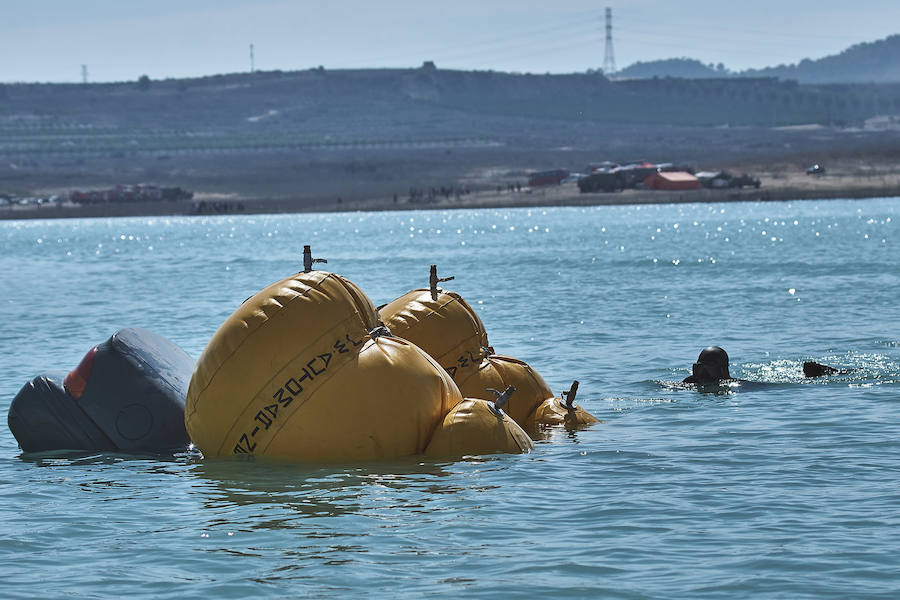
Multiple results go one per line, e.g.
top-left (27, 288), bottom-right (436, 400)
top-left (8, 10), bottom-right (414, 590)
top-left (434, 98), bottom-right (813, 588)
top-left (426, 398), bottom-right (533, 457)
top-left (379, 287), bottom-right (491, 382)
top-left (186, 269), bottom-right (530, 461)
top-left (456, 355), bottom-right (599, 428)
top-left (379, 277), bottom-right (598, 429)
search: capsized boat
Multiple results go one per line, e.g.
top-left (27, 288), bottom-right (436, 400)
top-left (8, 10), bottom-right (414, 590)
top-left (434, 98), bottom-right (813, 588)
top-left (8, 327), bottom-right (192, 453)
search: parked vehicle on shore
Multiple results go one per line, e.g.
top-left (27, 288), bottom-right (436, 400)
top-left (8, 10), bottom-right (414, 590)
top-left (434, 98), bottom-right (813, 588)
top-left (70, 185), bottom-right (193, 204)
top-left (578, 171), bottom-right (624, 193)
top-left (527, 169), bottom-right (569, 187)
top-left (728, 173), bottom-right (761, 188)
top-left (806, 164), bottom-right (826, 176)
top-left (696, 171), bottom-right (761, 189)
top-left (614, 163), bottom-right (660, 189)
top-left (560, 173), bottom-right (584, 184)
top-left (586, 161), bottom-right (619, 174)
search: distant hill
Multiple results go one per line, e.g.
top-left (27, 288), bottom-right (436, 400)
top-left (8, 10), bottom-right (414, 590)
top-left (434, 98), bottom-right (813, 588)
top-left (618, 35), bottom-right (900, 84)
top-left (1, 66), bottom-right (899, 163)
top-left (742, 34), bottom-right (900, 83)
top-left (617, 58), bottom-right (724, 79)
top-left (3, 64), bottom-right (900, 201)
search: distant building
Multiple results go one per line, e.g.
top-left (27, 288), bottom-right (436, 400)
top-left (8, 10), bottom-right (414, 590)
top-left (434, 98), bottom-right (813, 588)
top-left (643, 171), bottom-right (701, 191)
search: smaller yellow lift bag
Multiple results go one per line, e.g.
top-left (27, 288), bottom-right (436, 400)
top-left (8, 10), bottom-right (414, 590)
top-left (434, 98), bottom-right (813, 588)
top-left (379, 288), bottom-right (491, 381)
top-left (380, 288), bottom-right (598, 428)
top-left (456, 355), bottom-right (599, 428)
top-left (425, 398), bottom-right (533, 457)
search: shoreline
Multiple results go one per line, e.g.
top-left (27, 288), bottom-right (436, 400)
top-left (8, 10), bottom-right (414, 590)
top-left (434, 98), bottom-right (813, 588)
top-left (3, 180), bottom-right (899, 221)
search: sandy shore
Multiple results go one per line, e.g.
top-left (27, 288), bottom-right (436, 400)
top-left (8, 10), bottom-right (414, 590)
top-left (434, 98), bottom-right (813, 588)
top-left (3, 173), bottom-right (899, 221)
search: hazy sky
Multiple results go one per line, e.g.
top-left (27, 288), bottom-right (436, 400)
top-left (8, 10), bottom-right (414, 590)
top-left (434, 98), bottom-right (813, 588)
top-left (2, 1), bottom-right (898, 83)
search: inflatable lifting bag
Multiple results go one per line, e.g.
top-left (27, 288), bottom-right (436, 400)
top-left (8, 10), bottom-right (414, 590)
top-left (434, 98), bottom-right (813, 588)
top-left (379, 288), bottom-right (491, 382)
top-left (380, 289), bottom-right (598, 428)
top-left (185, 271), bottom-right (529, 461)
top-left (425, 398), bottom-right (532, 457)
top-left (457, 355), bottom-right (598, 428)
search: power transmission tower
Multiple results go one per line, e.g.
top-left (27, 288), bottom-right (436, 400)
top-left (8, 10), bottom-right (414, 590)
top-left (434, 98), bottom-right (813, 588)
top-left (250, 44), bottom-right (255, 73)
top-left (81, 64), bottom-right (88, 84)
top-left (603, 7), bottom-right (616, 76)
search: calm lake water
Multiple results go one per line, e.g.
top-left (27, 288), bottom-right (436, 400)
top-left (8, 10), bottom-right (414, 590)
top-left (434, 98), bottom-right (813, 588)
top-left (1, 198), bottom-right (899, 598)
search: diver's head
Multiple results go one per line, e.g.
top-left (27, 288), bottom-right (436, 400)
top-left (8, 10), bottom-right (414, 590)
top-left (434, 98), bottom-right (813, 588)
top-left (691, 346), bottom-right (730, 382)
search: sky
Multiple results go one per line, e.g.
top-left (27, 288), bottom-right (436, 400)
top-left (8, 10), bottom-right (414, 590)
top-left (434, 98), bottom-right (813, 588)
top-left (1, 0), bottom-right (899, 83)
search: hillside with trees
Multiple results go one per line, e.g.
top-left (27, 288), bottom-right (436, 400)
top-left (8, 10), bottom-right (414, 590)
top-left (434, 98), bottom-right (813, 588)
top-left (742, 34), bottom-right (900, 83)
top-left (617, 34), bottom-right (900, 84)
top-left (2, 61), bottom-right (899, 203)
top-left (2, 66), bottom-right (898, 142)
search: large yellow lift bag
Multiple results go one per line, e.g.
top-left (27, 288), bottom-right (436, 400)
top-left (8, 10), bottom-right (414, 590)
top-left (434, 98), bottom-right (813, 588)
top-left (379, 289), bottom-right (490, 382)
top-left (425, 398), bottom-right (533, 457)
top-left (186, 270), bottom-right (387, 458)
top-left (186, 271), bottom-right (530, 461)
top-left (258, 335), bottom-right (460, 462)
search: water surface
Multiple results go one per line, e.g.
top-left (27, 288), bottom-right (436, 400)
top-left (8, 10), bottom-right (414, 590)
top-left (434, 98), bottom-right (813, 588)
top-left (1, 198), bottom-right (898, 598)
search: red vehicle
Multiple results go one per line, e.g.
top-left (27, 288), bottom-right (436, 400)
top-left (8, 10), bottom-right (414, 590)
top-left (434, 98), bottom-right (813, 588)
top-left (528, 169), bottom-right (569, 187)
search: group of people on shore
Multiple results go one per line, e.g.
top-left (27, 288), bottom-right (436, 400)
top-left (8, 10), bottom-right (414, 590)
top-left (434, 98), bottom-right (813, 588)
top-left (407, 185), bottom-right (473, 203)
top-left (189, 200), bottom-right (245, 214)
top-left (496, 182), bottom-right (524, 194)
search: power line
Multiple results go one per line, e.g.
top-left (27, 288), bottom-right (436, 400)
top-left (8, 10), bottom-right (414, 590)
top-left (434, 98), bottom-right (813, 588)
top-left (225, 5), bottom-right (877, 76)
top-left (434, 32), bottom-right (602, 70)
top-left (612, 8), bottom-right (866, 42)
top-left (618, 25), bottom-right (862, 50)
top-left (615, 32), bottom-right (843, 64)
top-left (412, 27), bottom-right (599, 67)
top-left (361, 16), bottom-right (600, 68)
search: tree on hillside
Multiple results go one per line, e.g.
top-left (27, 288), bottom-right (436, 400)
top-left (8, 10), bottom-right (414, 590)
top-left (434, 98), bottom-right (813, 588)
top-left (137, 75), bottom-right (151, 91)
top-left (617, 58), bottom-right (720, 79)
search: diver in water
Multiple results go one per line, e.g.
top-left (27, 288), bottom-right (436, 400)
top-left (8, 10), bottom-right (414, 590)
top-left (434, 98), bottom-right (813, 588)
top-left (682, 346), bottom-right (851, 386)
top-left (682, 346), bottom-right (735, 384)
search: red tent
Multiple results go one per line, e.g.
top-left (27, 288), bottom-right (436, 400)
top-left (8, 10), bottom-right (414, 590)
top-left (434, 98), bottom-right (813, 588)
top-left (643, 171), bottom-right (701, 190)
